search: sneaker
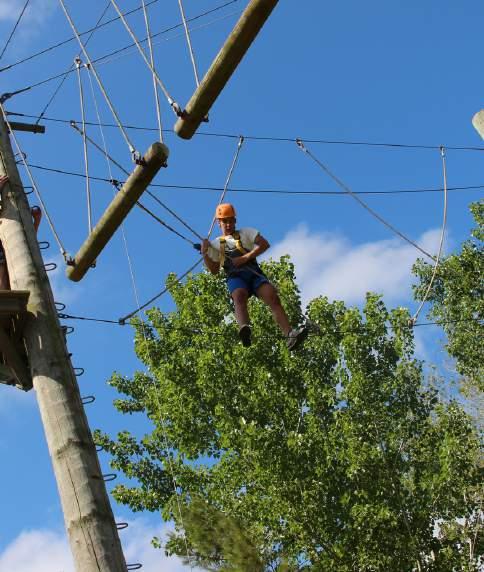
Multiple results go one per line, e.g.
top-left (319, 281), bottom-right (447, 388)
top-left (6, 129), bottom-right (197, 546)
top-left (238, 324), bottom-right (252, 347)
top-left (286, 325), bottom-right (308, 351)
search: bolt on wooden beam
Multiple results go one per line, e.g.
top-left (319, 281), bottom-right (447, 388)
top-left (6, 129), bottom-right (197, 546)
top-left (174, 0), bottom-right (279, 140)
top-left (472, 110), bottom-right (484, 139)
top-left (66, 142), bottom-right (169, 282)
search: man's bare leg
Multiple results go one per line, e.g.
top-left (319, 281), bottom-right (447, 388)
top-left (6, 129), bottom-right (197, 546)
top-left (256, 282), bottom-right (291, 336)
top-left (232, 287), bottom-right (250, 327)
top-left (232, 287), bottom-right (252, 346)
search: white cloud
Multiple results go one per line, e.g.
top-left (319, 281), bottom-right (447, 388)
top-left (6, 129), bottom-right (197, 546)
top-left (0, 519), bottom-right (190, 572)
top-left (0, 529), bottom-right (72, 572)
top-left (266, 224), bottom-right (443, 307)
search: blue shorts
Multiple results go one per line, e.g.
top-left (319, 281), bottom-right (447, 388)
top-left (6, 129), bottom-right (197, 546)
top-left (227, 269), bottom-right (269, 297)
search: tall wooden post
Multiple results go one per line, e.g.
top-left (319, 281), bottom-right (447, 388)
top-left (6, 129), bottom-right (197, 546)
top-left (0, 108), bottom-right (128, 570)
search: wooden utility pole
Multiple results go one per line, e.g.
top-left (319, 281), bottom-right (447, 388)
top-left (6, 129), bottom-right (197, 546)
top-left (0, 108), bottom-right (128, 570)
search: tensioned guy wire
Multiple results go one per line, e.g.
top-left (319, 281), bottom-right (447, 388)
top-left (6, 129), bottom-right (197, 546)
top-left (410, 146), bottom-right (449, 325)
top-left (296, 139), bottom-right (435, 261)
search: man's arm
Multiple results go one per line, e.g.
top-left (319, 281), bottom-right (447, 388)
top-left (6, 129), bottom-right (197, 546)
top-left (201, 239), bottom-right (220, 275)
top-left (232, 233), bottom-right (270, 268)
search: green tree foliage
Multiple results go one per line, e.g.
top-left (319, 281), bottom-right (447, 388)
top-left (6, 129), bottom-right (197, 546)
top-left (96, 257), bottom-right (482, 571)
top-left (413, 200), bottom-right (484, 391)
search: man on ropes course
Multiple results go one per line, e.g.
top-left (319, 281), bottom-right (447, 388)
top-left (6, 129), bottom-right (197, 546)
top-left (201, 203), bottom-right (308, 350)
top-left (0, 175), bottom-right (42, 290)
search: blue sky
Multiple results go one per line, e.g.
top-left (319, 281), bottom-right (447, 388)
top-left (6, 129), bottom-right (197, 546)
top-left (0, 1), bottom-right (483, 570)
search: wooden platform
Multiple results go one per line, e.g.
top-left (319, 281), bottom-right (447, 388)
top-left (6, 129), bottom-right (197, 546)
top-left (0, 290), bottom-right (32, 391)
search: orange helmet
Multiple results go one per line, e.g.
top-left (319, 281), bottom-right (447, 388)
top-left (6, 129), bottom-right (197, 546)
top-left (215, 203), bottom-right (236, 219)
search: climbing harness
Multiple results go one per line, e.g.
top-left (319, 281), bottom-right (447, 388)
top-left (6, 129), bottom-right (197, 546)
top-left (218, 230), bottom-right (248, 270)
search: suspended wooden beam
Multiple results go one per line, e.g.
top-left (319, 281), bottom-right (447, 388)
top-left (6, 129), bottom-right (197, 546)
top-left (174, 0), bottom-right (279, 140)
top-left (472, 110), bottom-right (484, 139)
top-left (66, 142), bottom-right (169, 282)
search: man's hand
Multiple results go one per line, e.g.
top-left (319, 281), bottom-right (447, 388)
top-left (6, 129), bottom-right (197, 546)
top-left (201, 239), bottom-right (211, 255)
top-left (0, 175), bottom-right (9, 190)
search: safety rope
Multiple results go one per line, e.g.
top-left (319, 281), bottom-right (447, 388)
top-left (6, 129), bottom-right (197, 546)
top-left (58, 0), bottom-right (138, 158)
top-left (0, 0), bottom-right (30, 62)
top-left (140, 0), bottom-right (163, 143)
top-left (75, 57), bottom-right (93, 234)
top-left (69, 120), bottom-right (203, 242)
top-left (0, 103), bottom-right (70, 261)
top-left (207, 135), bottom-right (244, 238)
top-left (34, 1), bottom-right (112, 127)
top-left (119, 257), bottom-right (203, 323)
top-left (410, 146), bottom-right (449, 325)
top-left (177, 0), bottom-right (201, 87)
top-left (108, 0), bottom-right (182, 116)
top-left (296, 139), bottom-right (435, 261)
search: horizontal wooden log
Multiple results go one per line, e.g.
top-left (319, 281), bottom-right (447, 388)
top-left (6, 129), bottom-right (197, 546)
top-left (472, 110), bottom-right (484, 139)
top-left (66, 142), bottom-right (169, 282)
top-left (174, 0), bottom-right (279, 140)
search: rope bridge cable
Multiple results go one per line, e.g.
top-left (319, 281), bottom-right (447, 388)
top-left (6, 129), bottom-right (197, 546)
top-left (34, 0), bottom-right (113, 127)
top-left (2, 2), bottom-right (243, 102)
top-left (207, 135), bottom-right (244, 238)
top-left (108, 0), bottom-right (182, 116)
top-left (410, 146), bottom-right (449, 326)
top-left (7, 113), bottom-right (484, 153)
top-left (0, 103), bottom-right (70, 261)
top-left (59, 310), bottom-right (483, 332)
top-left (20, 161), bottom-right (484, 197)
top-left (58, 0), bottom-right (138, 158)
top-left (69, 120), bottom-right (204, 241)
top-left (296, 139), bottom-right (436, 261)
top-left (0, 0), bottom-right (30, 62)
